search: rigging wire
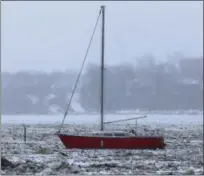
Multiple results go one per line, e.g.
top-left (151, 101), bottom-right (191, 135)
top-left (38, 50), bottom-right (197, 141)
top-left (58, 9), bottom-right (102, 133)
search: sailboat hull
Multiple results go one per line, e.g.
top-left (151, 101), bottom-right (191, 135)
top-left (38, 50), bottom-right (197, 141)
top-left (58, 134), bottom-right (166, 150)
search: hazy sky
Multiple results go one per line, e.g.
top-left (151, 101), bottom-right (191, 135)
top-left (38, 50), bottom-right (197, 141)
top-left (2, 1), bottom-right (203, 72)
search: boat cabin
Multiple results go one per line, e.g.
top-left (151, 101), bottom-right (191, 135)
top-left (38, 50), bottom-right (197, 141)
top-left (83, 131), bottom-right (133, 137)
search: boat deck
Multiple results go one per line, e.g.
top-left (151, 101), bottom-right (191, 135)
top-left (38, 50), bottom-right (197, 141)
top-left (58, 131), bottom-right (163, 138)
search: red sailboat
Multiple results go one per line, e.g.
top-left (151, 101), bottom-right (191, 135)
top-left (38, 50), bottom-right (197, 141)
top-left (57, 6), bottom-right (166, 150)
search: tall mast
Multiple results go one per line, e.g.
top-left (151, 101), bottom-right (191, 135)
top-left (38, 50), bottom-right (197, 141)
top-left (100, 6), bottom-right (105, 131)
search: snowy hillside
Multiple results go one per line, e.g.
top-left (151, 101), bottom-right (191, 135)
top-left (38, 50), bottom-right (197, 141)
top-left (2, 58), bottom-right (203, 115)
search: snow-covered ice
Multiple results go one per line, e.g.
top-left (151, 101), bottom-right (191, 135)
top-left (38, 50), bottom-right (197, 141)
top-left (1, 114), bottom-right (203, 175)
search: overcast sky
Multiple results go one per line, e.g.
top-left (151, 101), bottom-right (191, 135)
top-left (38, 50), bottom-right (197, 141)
top-left (2, 1), bottom-right (203, 72)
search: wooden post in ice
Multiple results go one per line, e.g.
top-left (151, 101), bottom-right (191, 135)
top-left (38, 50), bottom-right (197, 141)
top-left (135, 120), bottom-right (138, 135)
top-left (23, 124), bottom-right (27, 143)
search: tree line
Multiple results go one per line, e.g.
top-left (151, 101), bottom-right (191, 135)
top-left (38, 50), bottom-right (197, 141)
top-left (2, 57), bottom-right (203, 114)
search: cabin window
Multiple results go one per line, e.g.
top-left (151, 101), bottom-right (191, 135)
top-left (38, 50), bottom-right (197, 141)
top-left (114, 133), bottom-right (126, 137)
top-left (103, 133), bottom-right (113, 136)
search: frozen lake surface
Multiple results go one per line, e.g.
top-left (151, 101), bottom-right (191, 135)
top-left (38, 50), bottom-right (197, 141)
top-left (1, 114), bottom-right (203, 175)
top-left (1, 122), bottom-right (203, 175)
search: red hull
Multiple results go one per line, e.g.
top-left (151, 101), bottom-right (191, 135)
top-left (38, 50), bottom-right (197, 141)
top-left (58, 134), bottom-right (166, 150)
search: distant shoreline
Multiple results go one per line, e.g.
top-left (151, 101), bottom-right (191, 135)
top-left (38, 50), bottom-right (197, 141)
top-left (2, 110), bottom-right (203, 116)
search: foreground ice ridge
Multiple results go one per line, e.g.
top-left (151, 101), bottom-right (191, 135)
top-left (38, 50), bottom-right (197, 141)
top-left (1, 123), bottom-right (203, 175)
